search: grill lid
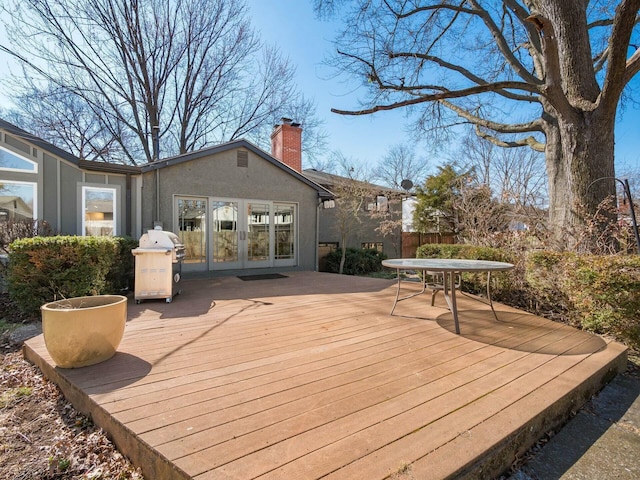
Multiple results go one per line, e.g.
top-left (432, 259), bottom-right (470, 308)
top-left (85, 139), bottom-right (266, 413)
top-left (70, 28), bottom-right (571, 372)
top-left (138, 228), bottom-right (184, 250)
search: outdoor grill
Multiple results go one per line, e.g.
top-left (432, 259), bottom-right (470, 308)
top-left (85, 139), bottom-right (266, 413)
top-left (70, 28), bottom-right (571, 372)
top-left (132, 227), bottom-right (185, 303)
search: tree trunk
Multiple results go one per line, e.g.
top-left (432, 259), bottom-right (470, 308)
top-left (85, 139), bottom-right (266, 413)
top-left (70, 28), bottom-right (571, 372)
top-left (544, 108), bottom-right (616, 251)
top-left (534, 0), bottom-right (619, 252)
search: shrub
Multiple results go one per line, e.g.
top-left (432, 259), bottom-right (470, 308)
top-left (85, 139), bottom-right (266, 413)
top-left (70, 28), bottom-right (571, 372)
top-left (106, 236), bottom-right (138, 293)
top-left (323, 248), bottom-right (387, 275)
top-left (417, 244), bottom-right (640, 349)
top-left (416, 243), bottom-right (510, 262)
top-left (524, 251), bottom-right (573, 321)
top-left (563, 254), bottom-right (640, 347)
top-left (7, 236), bottom-right (134, 316)
top-left (415, 243), bottom-right (518, 300)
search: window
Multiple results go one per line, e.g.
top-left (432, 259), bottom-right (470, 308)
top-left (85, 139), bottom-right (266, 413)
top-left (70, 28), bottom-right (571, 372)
top-left (362, 242), bottom-right (384, 252)
top-left (0, 146), bottom-right (37, 172)
top-left (366, 195), bottom-right (389, 212)
top-left (82, 186), bottom-right (116, 236)
top-left (0, 181), bottom-right (36, 224)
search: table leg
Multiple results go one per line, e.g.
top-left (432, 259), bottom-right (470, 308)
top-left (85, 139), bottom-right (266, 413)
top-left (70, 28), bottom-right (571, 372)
top-left (389, 268), bottom-right (428, 315)
top-left (439, 271), bottom-right (461, 334)
top-left (486, 271), bottom-right (499, 321)
top-left (390, 269), bottom-right (401, 314)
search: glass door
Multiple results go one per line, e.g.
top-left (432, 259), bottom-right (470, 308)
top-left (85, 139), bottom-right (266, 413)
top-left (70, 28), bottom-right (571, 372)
top-left (246, 201), bottom-right (272, 268)
top-left (211, 199), bottom-right (242, 270)
top-left (176, 197), bottom-right (207, 267)
top-left (203, 197), bottom-right (297, 271)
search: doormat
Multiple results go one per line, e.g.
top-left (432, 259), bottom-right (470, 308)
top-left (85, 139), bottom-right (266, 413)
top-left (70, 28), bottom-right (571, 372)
top-left (237, 273), bottom-right (288, 281)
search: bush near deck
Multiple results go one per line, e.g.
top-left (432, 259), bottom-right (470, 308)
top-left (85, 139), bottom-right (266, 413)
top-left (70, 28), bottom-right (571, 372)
top-left (416, 244), bottom-right (640, 349)
top-left (6, 236), bottom-right (137, 317)
top-left (323, 248), bottom-right (387, 275)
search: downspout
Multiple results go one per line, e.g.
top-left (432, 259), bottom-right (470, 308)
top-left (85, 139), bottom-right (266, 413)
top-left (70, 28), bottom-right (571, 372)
top-left (316, 197), bottom-right (321, 271)
top-left (152, 125), bottom-right (160, 226)
top-left (155, 168), bottom-right (160, 226)
top-left (125, 173), bottom-right (131, 236)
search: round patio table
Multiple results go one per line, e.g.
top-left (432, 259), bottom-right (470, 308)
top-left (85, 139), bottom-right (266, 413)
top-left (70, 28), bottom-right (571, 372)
top-left (382, 258), bottom-right (514, 334)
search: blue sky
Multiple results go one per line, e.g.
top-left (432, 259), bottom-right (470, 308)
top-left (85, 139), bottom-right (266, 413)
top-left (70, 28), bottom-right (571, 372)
top-left (246, 0), bottom-right (417, 169)
top-left (247, 0), bottom-right (640, 174)
top-left (0, 0), bottom-right (638, 175)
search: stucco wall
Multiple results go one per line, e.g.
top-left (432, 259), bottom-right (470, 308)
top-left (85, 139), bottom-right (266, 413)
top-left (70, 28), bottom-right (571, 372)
top-left (140, 147), bottom-right (320, 271)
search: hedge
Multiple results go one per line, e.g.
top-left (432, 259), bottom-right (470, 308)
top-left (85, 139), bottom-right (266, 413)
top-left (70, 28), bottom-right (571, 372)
top-left (527, 251), bottom-right (640, 348)
top-left (415, 243), bottom-right (518, 300)
top-left (7, 235), bottom-right (137, 317)
top-left (323, 248), bottom-right (387, 275)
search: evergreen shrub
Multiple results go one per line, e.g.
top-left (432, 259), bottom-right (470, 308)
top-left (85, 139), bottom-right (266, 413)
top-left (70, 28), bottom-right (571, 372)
top-left (7, 235), bottom-right (136, 316)
top-left (324, 248), bottom-right (387, 275)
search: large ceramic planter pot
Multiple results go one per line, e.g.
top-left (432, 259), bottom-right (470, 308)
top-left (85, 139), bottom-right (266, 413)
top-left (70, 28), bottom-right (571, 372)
top-left (41, 295), bottom-right (127, 368)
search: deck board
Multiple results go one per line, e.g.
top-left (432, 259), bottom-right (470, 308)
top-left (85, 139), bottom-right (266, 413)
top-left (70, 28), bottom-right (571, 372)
top-left (23, 271), bottom-right (627, 479)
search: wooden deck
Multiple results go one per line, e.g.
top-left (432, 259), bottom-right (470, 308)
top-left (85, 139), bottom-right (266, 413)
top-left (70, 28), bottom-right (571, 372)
top-left (24, 271), bottom-right (627, 479)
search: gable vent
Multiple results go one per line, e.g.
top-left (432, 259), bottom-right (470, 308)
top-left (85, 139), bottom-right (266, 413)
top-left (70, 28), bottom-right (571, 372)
top-left (237, 150), bottom-right (248, 168)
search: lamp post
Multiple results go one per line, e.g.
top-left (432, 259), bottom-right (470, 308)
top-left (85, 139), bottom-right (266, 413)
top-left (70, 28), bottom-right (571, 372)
top-left (588, 177), bottom-right (640, 254)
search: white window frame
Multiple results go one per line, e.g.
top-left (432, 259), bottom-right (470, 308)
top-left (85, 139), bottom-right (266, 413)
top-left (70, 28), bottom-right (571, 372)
top-left (0, 179), bottom-right (38, 221)
top-left (0, 145), bottom-right (38, 173)
top-left (81, 186), bottom-right (117, 236)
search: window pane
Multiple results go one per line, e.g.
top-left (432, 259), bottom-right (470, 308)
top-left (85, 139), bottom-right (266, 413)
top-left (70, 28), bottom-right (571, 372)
top-left (247, 202), bottom-right (270, 262)
top-left (0, 147), bottom-right (37, 172)
top-left (361, 242), bottom-right (383, 252)
top-left (212, 200), bottom-right (238, 263)
top-left (178, 198), bottom-right (207, 264)
top-left (83, 187), bottom-right (115, 236)
top-left (275, 204), bottom-right (295, 259)
top-left (0, 182), bottom-right (36, 224)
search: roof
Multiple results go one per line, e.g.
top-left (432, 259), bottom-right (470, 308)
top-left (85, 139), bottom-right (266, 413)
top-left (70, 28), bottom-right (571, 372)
top-left (302, 169), bottom-right (402, 195)
top-left (1, 117), bottom-right (333, 198)
top-left (140, 139), bottom-right (334, 199)
top-left (0, 118), bottom-right (82, 167)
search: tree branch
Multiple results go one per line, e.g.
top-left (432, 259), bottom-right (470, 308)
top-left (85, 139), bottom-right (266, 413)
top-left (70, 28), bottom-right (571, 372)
top-left (503, 0), bottom-right (544, 77)
top-left (331, 80), bottom-right (540, 115)
top-left (624, 46), bottom-right (640, 84)
top-left (468, 0), bottom-right (541, 85)
top-left (475, 125), bottom-right (545, 152)
top-left (524, 13), bottom-right (577, 114)
top-left (389, 51), bottom-right (540, 100)
top-left (600, 0), bottom-right (640, 112)
top-left (439, 99), bottom-right (544, 136)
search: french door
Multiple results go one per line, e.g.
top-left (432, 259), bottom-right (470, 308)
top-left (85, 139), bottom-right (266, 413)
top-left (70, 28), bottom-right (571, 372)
top-left (210, 198), bottom-right (268, 269)
top-left (210, 197), bottom-right (296, 270)
top-left (177, 196), bottom-right (297, 271)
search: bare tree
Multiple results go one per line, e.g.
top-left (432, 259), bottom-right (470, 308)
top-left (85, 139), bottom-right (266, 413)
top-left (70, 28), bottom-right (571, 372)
top-left (454, 183), bottom-right (510, 246)
top-left (1, 0), bottom-right (325, 165)
top-left (372, 144), bottom-right (431, 189)
top-left (327, 153), bottom-right (376, 273)
top-left (454, 129), bottom-right (548, 213)
top-left (7, 84), bottom-right (126, 162)
top-left (314, 0), bottom-right (640, 250)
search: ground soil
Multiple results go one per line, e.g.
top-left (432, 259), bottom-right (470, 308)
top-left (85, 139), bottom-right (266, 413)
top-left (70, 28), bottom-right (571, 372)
top-left (0, 293), bottom-right (144, 480)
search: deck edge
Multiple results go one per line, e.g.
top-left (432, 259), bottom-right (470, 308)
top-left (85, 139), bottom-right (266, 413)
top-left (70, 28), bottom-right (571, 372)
top-left (453, 341), bottom-right (628, 479)
top-left (22, 340), bottom-right (191, 480)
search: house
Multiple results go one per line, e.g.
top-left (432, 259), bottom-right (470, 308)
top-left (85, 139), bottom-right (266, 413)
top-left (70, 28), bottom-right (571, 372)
top-left (0, 118), bottom-right (333, 274)
top-left (302, 169), bottom-right (403, 260)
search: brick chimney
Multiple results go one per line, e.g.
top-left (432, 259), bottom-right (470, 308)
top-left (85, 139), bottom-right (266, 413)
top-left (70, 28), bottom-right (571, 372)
top-left (271, 117), bottom-right (302, 172)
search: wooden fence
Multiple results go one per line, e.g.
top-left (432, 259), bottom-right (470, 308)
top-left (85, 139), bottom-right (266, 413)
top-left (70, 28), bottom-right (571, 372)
top-left (401, 232), bottom-right (455, 258)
